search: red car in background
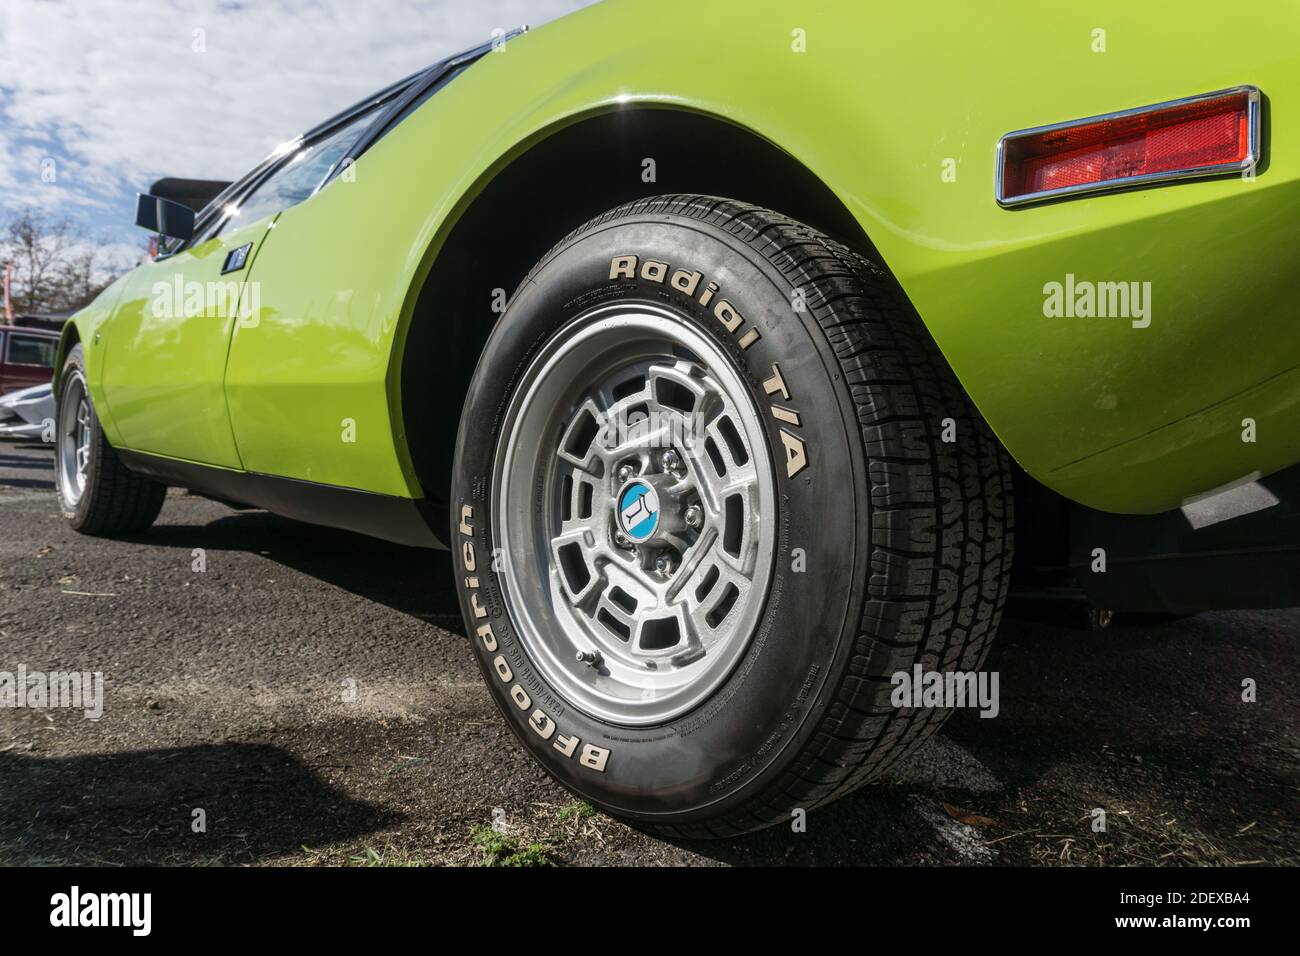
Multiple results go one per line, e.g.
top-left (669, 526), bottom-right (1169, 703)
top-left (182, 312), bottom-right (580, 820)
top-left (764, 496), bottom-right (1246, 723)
top-left (0, 325), bottom-right (59, 395)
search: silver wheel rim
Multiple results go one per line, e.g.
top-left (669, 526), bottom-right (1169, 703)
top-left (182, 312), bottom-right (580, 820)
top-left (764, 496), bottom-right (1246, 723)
top-left (492, 303), bottom-right (776, 726)
top-left (57, 372), bottom-right (91, 508)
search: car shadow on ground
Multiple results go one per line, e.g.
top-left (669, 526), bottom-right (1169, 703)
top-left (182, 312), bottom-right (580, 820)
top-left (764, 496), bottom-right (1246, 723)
top-left (663, 610), bottom-right (1294, 865)
top-left (0, 451), bottom-right (451, 619)
top-left (145, 505), bottom-right (463, 625)
top-left (0, 743), bottom-right (397, 865)
top-left (0, 443), bottom-right (55, 489)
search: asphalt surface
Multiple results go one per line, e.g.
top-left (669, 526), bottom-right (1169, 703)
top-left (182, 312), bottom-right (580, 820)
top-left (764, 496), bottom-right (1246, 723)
top-left (1, 439), bottom-right (1295, 866)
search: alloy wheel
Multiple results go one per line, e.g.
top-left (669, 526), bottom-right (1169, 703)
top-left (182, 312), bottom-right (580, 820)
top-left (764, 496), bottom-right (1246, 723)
top-left (492, 303), bottom-right (777, 726)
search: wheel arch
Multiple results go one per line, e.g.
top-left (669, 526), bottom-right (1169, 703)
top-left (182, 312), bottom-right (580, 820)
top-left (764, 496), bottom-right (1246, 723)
top-left (395, 104), bottom-right (889, 540)
top-left (52, 321), bottom-right (81, 393)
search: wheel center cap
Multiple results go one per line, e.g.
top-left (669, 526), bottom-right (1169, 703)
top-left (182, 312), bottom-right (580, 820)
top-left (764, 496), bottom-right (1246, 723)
top-left (617, 480), bottom-right (661, 543)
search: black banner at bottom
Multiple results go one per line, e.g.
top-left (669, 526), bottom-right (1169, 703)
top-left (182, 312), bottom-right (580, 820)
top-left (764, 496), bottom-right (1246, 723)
top-left (1, 864), bottom-right (1280, 940)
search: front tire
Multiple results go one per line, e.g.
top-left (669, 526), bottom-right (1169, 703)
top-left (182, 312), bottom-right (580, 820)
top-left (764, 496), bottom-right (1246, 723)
top-left (451, 195), bottom-right (1013, 836)
top-left (55, 343), bottom-right (166, 535)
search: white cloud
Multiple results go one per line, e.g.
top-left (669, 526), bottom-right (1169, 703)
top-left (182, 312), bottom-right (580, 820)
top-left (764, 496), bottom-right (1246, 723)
top-left (0, 0), bottom-right (596, 227)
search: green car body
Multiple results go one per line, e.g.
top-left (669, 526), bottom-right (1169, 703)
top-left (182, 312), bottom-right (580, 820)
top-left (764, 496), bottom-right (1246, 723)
top-left (61, 0), bottom-right (1300, 521)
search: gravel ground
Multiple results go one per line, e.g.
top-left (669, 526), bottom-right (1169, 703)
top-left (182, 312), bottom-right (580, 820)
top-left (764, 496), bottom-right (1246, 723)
top-left (1, 439), bottom-right (1295, 866)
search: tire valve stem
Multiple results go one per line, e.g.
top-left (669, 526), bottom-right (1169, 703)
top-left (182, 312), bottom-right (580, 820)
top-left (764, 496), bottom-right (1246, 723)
top-left (655, 553), bottom-right (675, 576)
top-left (684, 504), bottom-right (703, 529)
top-left (576, 649), bottom-right (603, 668)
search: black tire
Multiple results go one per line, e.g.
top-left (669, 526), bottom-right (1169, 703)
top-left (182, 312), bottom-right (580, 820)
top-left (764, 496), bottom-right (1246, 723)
top-left (451, 195), bottom-right (1014, 837)
top-left (55, 343), bottom-right (167, 535)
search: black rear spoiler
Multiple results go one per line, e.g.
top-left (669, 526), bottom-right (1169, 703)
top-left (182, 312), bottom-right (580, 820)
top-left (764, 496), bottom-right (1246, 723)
top-left (148, 178), bottom-right (233, 213)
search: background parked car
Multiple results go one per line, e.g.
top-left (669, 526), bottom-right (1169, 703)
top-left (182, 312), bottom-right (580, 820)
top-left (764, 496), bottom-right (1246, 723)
top-left (10, 310), bottom-right (74, 334)
top-left (0, 325), bottom-right (59, 394)
top-left (0, 382), bottom-right (55, 441)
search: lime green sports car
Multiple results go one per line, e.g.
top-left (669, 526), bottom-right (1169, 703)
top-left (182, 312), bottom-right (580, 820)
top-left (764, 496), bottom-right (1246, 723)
top-left (53, 0), bottom-right (1300, 836)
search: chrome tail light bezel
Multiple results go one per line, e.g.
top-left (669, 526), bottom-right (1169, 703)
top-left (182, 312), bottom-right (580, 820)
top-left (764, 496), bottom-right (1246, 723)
top-left (995, 85), bottom-right (1261, 208)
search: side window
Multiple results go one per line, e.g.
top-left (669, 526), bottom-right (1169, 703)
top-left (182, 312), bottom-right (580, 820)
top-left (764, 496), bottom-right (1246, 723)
top-left (6, 334), bottom-right (57, 368)
top-left (215, 108), bottom-right (381, 236)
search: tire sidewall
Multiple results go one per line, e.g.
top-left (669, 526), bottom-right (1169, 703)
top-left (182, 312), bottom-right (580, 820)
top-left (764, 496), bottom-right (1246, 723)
top-left (451, 210), bottom-right (869, 824)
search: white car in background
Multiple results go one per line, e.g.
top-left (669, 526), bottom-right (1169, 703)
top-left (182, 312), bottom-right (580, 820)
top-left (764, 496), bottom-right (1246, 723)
top-left (0, 383), bottom-right (55, 441)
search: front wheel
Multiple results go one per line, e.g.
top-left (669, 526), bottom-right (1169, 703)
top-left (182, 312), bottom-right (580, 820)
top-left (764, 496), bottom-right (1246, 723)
top-left (451, 195), bottom-right (1014, 837)
top-left (55, 343), bottom-right (166, 535)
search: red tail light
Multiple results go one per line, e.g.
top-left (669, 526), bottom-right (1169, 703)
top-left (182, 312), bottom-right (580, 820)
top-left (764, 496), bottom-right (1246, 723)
top-left (997, 86), bottom-right (1260, 207)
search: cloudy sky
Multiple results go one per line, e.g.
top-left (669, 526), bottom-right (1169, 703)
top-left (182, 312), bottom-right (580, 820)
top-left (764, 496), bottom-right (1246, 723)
top-left (0, 0), bottom-right (596, 263)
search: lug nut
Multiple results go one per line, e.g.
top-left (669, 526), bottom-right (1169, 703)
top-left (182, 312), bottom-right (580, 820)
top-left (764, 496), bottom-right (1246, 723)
top-left (660, 449), bottom-right (683, 473)
top-left (683, 504), bottom-right (703, 529)
top-left (614, 531), bottom-right (633, 549)
top-left (616, 464), bottom-right (635, 483)
top-left (576, 649), bottom-right (603, 667)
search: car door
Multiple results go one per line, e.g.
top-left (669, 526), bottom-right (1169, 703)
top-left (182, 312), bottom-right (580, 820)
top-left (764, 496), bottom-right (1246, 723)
top-left (210, 105), bottom-right (398, 485)
top-left (219, 63), bottom-right (476, 495)
top-left (99, 216), bottom-right (271, 467)
top-left (99, 104), bottom-right (384, 468)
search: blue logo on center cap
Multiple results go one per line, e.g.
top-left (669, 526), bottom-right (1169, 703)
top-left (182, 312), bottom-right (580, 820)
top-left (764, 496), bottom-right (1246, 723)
top-left (618, 481), bottom-right (659, 541)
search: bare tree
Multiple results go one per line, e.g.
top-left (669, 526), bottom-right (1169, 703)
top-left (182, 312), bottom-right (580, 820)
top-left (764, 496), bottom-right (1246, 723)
top-left (55, 247), bottom-right (105, 313)
top-left (1, 208), bottom-right (125, 314)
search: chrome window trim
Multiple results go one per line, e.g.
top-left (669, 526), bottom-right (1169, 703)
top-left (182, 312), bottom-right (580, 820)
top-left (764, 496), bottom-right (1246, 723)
top-left (995, 85), bottom-right (1261, 208)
